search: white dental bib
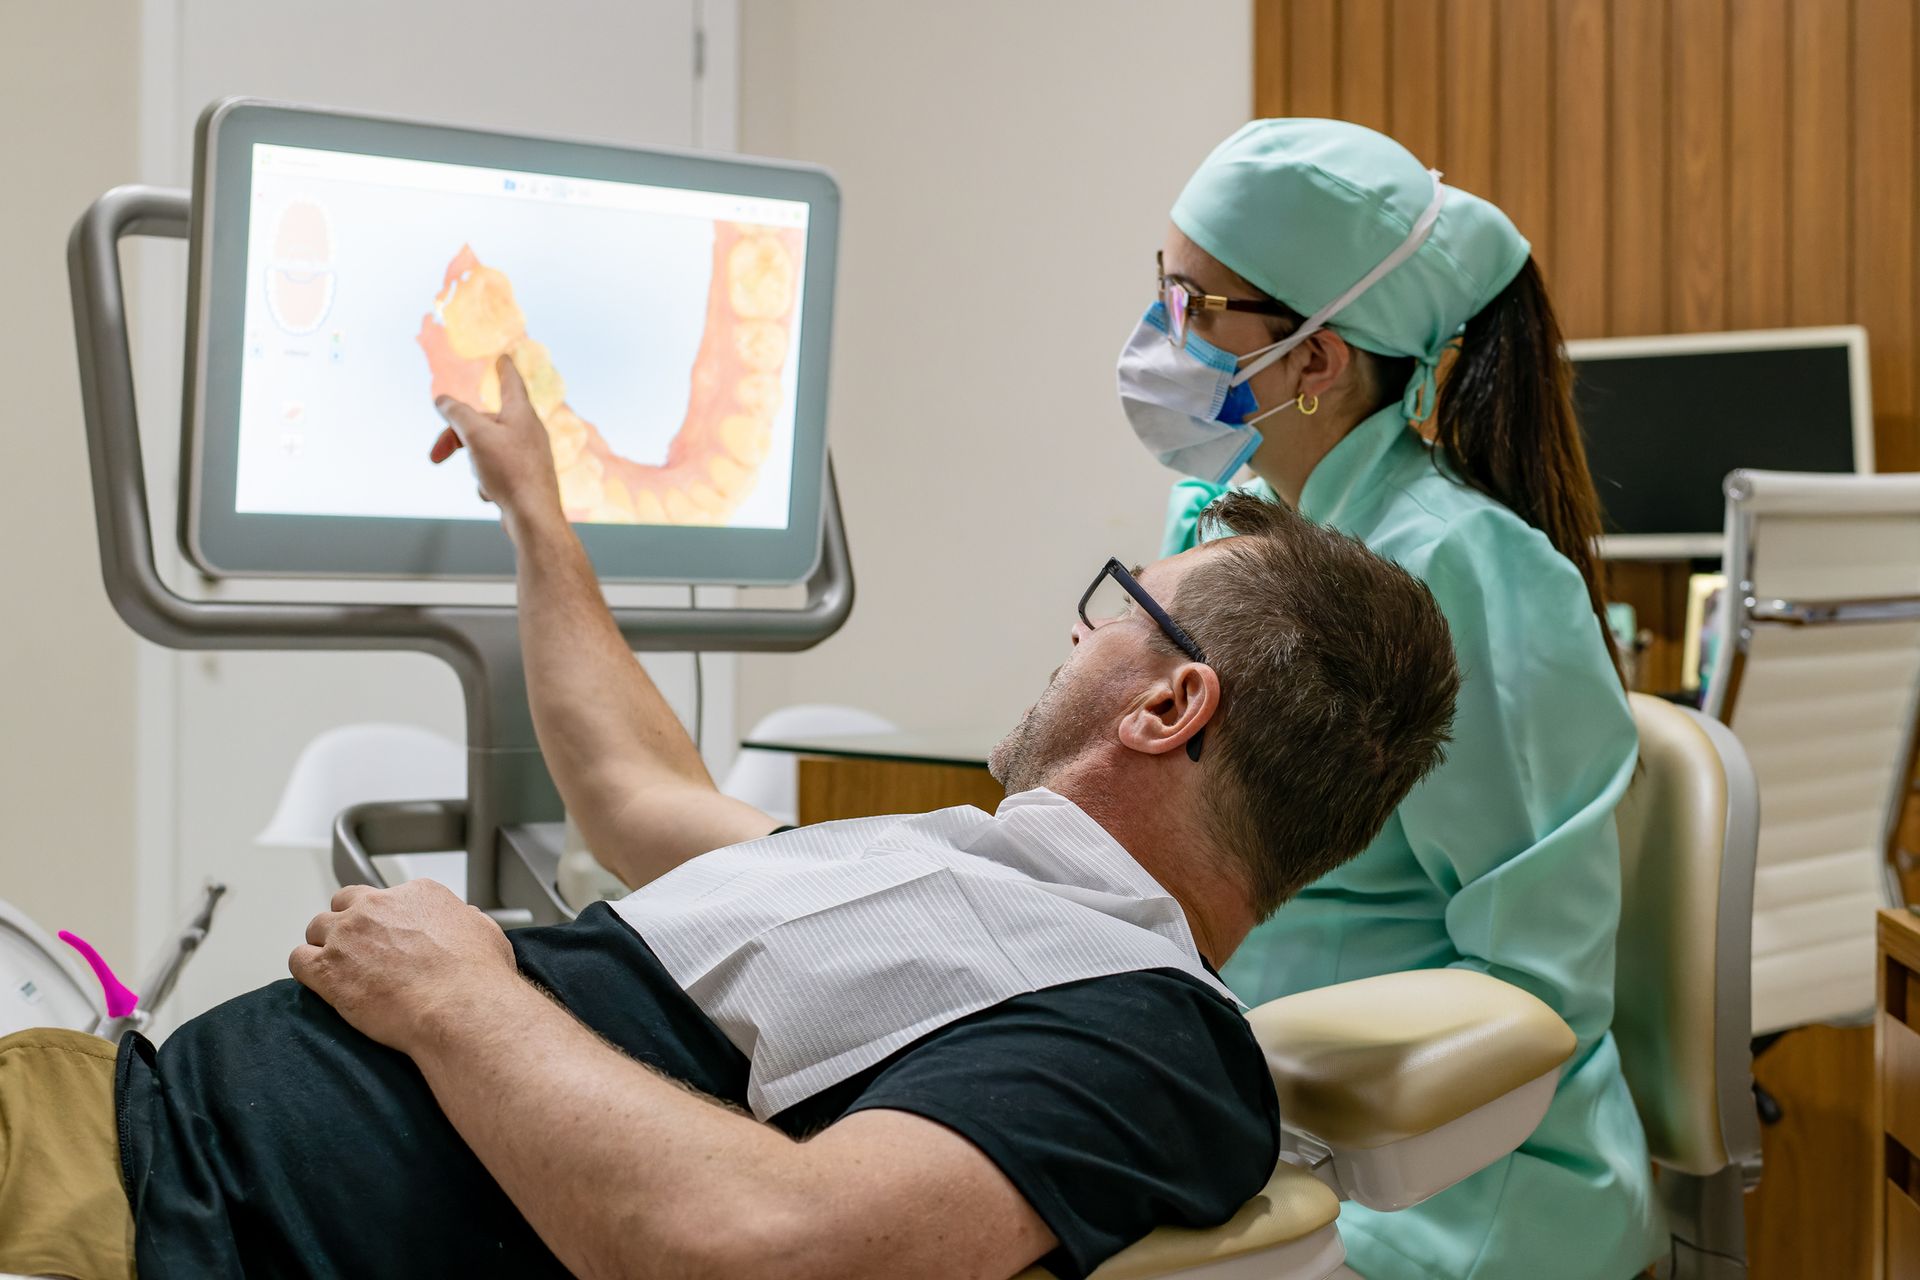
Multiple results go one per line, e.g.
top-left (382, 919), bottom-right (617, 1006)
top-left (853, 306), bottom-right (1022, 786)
top-left (612, 788), bottom-right (1235, 1118)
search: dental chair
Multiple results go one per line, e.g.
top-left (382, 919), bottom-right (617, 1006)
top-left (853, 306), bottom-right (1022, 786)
top-left (62, 176), bottom-right (1691, 1280)
top-left (1014, 968), bottom-right (1577, 1280)
top-left (1614, 693), bottom-right (1762, 1278)
top-left (0, 884), bottom-right (227, 1041)
top-left (1014, 692), bottom-right (1760, 1280)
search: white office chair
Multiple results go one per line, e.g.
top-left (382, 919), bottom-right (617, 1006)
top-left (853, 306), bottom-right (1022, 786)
top-left (262, 722), bottom-right (467, 891)
top-left (1615, 694), bottom-right (1762, 1278)
top-left (1016, 969), bottom-right (1576, 1279)
top-left (260, 722), bottom-right (467, 848)
top-left (1701, 470), bottom-right (1920, 1035)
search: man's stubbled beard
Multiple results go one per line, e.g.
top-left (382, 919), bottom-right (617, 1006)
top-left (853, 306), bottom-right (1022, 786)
top-left (988, 657), bottom-right (1111, 794)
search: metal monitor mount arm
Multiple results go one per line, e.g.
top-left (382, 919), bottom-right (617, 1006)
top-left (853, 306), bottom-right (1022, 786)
top-left (69, 184), bottom-right (854, 926)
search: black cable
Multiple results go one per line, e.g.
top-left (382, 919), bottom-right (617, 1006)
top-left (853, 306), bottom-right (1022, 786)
top-left (1669, 1235), bottom-right (1751, 1267)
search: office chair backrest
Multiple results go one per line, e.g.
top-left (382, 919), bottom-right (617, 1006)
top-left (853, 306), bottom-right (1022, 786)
top-left (1702, 470), bottom-right (1920, 1035)
top-left (1614, 694), bottom-right (1760, 1176)
top-left (258, 722), bottom-right (465, 849)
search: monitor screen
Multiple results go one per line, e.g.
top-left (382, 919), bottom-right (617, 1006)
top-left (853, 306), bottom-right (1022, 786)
top-left (187, 100), bottom-right (840, 583)
top-left (1570, 330), bottom-right (1869, 557)
top-left (240, 144), bottom-right (806, 529)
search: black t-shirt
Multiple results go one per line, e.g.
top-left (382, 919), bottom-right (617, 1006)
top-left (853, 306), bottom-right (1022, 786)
top-left (117, 902), bottom-right (1277, 1280)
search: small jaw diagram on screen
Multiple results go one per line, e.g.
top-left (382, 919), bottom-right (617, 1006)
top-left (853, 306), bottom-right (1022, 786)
top-left (264, 198), bottom-right (336, 336)
top-left (416, 223), bottom-right (803, 527)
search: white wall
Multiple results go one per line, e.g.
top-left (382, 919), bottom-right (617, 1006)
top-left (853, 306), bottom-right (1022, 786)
top-left (0, 0), bottom-right (726, 1019)
top-left (133, 0), bottom-right (722, 1024)
top-left (0, 2), bottom-right (142, 960)
top-left (734, 1), bottom-right (1254, 741)
top-left (0, 0), bottom-right (1253, 1005)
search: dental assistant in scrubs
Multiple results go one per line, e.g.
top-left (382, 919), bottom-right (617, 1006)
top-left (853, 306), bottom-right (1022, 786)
top-left (1119, 119), bottom-right (1660, 1279)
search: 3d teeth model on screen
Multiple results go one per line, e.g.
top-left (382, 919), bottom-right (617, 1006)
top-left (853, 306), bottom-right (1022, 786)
top-left (416, 222), bottom-right (801, 525)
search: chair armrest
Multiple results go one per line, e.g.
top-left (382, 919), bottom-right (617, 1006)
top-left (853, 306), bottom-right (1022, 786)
top-left (1249, 968), bottom-right (1575, 1150)
top-left (1012, 1159), bottom-right (1343, 1280)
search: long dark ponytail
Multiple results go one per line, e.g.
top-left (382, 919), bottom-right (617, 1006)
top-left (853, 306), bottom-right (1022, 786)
top-left (1430, 257), bottom-right (1623, 680)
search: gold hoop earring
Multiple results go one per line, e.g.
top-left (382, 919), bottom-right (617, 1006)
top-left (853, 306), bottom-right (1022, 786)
top-left (1297, 394), bottom-right (1320, 416)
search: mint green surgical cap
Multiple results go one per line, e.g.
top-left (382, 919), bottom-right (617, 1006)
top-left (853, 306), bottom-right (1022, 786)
top-left (1171, 118), bottom-right (1531, 422)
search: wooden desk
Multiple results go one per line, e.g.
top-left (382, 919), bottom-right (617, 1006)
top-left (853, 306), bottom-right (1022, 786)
top-left (741, 729), bottom-right (1003, 825)
top-left (1883, 909), bottom-right (1920, 1278)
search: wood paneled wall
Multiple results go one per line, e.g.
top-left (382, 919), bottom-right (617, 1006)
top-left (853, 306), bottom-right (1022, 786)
top-left (1254, 3), bottom-right (1918, 1275)
top-left (1255, 0), bottom-right (1917, 469)
top-left (1258, 0), bottom-right (1920, 696)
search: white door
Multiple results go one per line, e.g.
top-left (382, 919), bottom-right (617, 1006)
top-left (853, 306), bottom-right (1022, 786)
top-left (129, 0), bottom-right (738, 1029)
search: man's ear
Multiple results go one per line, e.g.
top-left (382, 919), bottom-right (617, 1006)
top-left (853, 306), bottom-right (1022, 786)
top-left (1117, 662), bottom-right (1220, 758)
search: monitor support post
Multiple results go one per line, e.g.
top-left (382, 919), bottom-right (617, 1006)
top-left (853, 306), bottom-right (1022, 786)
top-left (70, 185), bottom-right (854, 924)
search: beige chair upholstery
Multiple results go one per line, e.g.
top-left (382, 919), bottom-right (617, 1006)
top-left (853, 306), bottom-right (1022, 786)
top-left (1012, 1160), bottom-right (1344, 1280)
top-left (1015, 971), bottom-right (1576, 1280)
top-left (1249, 969), bottom-right (1572, 1150)
top-left (1701, 470), bottom-right (1920, 1035)
top-left (1615, 694), bottom-right (1760, 1176)
top-left (1613, 693), bottom-right (1761, 1277)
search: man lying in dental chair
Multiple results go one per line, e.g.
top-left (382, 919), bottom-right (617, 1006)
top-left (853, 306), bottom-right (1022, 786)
top-left (0, 358), bottom-right (1457, 1280)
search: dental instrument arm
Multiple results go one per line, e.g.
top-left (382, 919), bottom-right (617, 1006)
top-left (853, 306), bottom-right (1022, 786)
top-left (292, 879), bottom-right (1056, 1280)
top-left (433, 358), bottom-right (779, 888)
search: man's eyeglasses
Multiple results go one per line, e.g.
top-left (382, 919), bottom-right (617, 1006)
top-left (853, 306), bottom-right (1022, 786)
top-left (1078, 557), bottom-right (1212, 761)
top-left (1158, 250), bottom-right (1294, 348)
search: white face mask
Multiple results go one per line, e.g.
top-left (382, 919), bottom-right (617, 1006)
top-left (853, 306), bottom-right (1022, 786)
top-left (1120, 169), bottom-right (1450, 485)
top-left (1116, 302), bottom-right (1301, 484)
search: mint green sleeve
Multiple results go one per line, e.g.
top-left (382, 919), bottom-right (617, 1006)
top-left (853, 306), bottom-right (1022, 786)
top-left (1396, 510), bottom-right (1639, 1049)
top-left (1161, 479), bottom-right (1228, 557)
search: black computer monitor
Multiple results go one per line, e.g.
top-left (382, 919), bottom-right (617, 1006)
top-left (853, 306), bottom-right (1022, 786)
top-left (1568, 327), bottom-right (1873, 558)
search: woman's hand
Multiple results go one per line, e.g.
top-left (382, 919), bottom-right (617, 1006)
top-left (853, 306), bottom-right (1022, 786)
top-left (431, 354), bottom-right (565, 530)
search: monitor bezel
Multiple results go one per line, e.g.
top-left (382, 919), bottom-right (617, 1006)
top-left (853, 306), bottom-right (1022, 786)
top-left (183, 97), bottom-right (840, 585)
top-left (1569, 325), bottom-right (1874, 561)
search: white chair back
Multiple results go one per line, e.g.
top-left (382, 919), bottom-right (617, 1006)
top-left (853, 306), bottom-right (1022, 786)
top-left (257, 722), bottom-right (466, 849)
top-left (1703, 469), bottom-right (1920, 1034)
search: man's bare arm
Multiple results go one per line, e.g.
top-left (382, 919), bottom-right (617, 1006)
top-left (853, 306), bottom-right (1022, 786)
top-left (433, 358), bottom-right (776, 886)
top-left (294, 882), bottom-right (1057, 1280)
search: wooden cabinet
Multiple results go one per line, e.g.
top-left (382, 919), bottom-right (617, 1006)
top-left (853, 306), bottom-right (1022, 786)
top-left (797, 756), bottom-right (1003, 825)
top-left (1881, 909), bottom-right (1920, 1278)
top-left (741, 729), bottom-right (1004, 826)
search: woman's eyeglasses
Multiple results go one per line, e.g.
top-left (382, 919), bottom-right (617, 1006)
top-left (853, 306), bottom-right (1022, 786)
top-left (1157, 250), bottom-right (1293, 348)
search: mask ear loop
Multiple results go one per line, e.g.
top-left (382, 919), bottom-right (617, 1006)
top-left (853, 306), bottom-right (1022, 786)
top-left (1227, 169), bottom-right (1451, 393)
top-left (1241, 396), bottom-right (1299, 429)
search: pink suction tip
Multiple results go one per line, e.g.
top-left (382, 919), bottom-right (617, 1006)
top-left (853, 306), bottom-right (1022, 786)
top-left (58, 930), bottom-right (140, 1019)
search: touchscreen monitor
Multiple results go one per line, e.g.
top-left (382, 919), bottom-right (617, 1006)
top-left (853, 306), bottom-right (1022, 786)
top-left (186, 99), bottom-right (839, 583)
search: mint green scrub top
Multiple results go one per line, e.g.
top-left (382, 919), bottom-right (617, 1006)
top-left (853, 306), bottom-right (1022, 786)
top-left (1165, 407), bottom-right (1663, 1280)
